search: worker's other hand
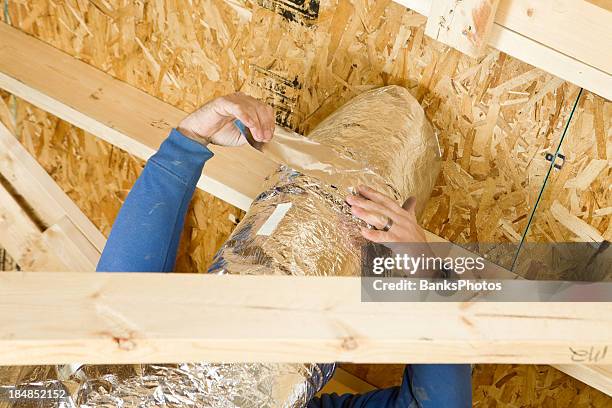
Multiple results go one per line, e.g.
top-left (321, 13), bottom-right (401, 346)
top-left (177, 92), bottom-right (275, 147)
top-left (346, 185), bottom-right (428, 243)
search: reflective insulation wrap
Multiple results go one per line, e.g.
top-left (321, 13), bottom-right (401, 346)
top-left (0, 86), bottom-right (441, 407)
top-left (0, 363), bottom-right (332, 408)
top-left (209, 85), bottom-right (441, 277)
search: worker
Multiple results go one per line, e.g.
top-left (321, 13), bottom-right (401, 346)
top-left (97, 92), bottom-right (472, 407)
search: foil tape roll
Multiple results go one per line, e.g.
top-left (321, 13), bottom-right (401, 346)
top-left (0, 86), bottom-right (440, 407)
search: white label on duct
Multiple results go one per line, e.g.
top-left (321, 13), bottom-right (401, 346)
top-left (256, 202), bottom-right (292, 236)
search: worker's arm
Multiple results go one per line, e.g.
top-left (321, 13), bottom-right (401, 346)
top-left (97, 93), bottom-right (274, 272)
top-left (308, 188), bottom-right (472, 407)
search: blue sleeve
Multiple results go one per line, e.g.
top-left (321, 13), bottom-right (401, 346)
top-left (96, 129), bottom-right (214, 272)
top-left (309, 364), bottom-right (471, 408)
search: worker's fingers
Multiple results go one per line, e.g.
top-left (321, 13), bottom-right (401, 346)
top-left (253, 102), bottom-right (275, 142)
top-left (255, 103), bottom-right (275, 142)
top-left (220, 94), bottom-right (268, 141)
top-left (233, 93), bottom-right (274, 142)
top-left (220, 121), bottom-right (247, 146)
top-left (357, 185), bottom-right (404, 215)
top-left (350, 205), bottom-right (390, 230)
top-left (222, 101), bottom-right (257, 131)
top-left (346, 194), bottom-right (399, 224)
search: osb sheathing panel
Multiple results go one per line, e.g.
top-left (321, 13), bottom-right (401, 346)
top-left (525, 92), bottom-right (610, 243)
top-left (340, 363), bottom-right (612, 406)
top-left (5, 0), bottom-right (581, 257)
top-left (513, 91), bottom-right (611, 280)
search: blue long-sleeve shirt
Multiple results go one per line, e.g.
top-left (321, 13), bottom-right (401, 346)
top-left (97, 129), bottom-right (472, 407)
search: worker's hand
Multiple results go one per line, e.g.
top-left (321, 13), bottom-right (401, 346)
top-left (177, 92), bottom-right (275, 147)
top-left (346, 185), bottom-right (428, 243)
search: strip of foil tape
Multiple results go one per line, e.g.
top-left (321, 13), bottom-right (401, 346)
top-left (0, 86), bottom-right (441, 407)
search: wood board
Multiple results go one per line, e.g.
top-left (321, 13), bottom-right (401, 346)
top-left (2, 272), bottom-right (612, 366)
top-left (425, 0), bottom-right (500, 58)
top-left (0, 121), bottom-right (104, 271)
top-left (397, 0), bottom-right (612, 99)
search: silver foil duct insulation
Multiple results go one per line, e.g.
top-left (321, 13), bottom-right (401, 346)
top-left (0, 86), bottom-right (441, 407)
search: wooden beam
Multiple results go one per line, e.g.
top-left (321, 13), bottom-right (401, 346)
top-left (425, 0), bottom-right (500, 58)
top-left (1, 273), bottom-right (611, 366)
top-left (554, 365), bottom-right (612, 397)
top-left (495, 0), bottom-right (612, 76)
top-left (0, 182), bottom-right (63, 270)
top-left (0, 121), bottom-right (104, 270)
top-left (0, 22), bottom-right (277, 211)
top-left (396, 0), bottom-right (612, 100)
top-left (0, 122), bottom-right (105, 252)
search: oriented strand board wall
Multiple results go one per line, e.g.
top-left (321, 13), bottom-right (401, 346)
top-left (525, 91), bottom-right (610, 243)
top-left (512, 91), bottom-right (611, 280)
top-left (5, 0), bottom-right (580, 256)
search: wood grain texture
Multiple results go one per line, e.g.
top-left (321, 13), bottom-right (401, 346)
top-left (396, 0), bottom-right (612, 99)
top-left (1, 273), bottom-right (612, 366)
top-left (495, 0), bottom-right (612, 76)
top-left (0, 121), bottom-right (105, 252)
top-left (554, 365), bottom-right (612, 398)
top-left (0, 22), bottom-right (277, 211)
top-left (0, 121), bottom-right (103, 271)
top-left (425, 0), bottom-right (500, 57)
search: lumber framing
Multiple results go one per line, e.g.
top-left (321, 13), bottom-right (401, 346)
top-left (1, 272), bottom-right (611, 366)
top-left (0, 22), bottom-right (276, 211)
top-left (0, 121), bottom-right (104, 271)
top-left (425, 0), bottom-right (500, 58)
top-left (397, 0), bottom-right (612, 100)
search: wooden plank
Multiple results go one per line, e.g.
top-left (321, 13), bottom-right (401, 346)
top-left (0, 22), bottom-right (277, 211)
top-left (1, 273), bottom-right (612, 365)
top-left (0, 182), bottom-right (98, 271)
top-left (425, 0), bottom-right (500, 58)
top-left (0, 121), bottom-right (106, 253)
top-left (554, 365), bottom-right (612, 397)
top-left (0, 182), bottom-right (43, 263)
top-left (0, 184), bottom-right (66, 270)
top-left (495, 0), bottom-right (612, 76)
top-left (394, 0), bottom-right (612, 99)
top-left (41, 216), bottom-right (102, 271)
